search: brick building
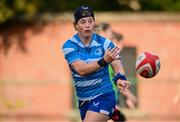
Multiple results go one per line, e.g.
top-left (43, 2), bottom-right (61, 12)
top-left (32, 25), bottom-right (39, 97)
top-left (0, 13), bottom-right (180, 121)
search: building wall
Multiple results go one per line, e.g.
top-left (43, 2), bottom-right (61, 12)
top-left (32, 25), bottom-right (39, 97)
top-left (0, 22), bottom-right (74, 121)
top-left (0, 14), bottom-right (180, 120)
top-left (109, 20), bottom-right (180, 117)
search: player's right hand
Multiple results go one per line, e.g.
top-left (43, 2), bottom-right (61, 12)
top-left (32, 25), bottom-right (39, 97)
top-left (103, 47), bottom-right (120, 63)
top-left (116, 79), bottom-right (131, 94)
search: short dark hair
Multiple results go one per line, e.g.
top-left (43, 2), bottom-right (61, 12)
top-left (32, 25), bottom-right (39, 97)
top-left (98, 23), bottom-right (110, 31)
top-left (112, 31), bottom-right (123, 42)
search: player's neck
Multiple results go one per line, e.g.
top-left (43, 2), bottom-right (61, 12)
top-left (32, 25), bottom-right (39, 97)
top-left (78, 34), bottom-right (93, 46)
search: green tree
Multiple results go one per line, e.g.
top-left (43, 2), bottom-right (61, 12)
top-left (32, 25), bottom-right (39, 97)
top-left (0, 0), bottom-right (39, 23)
top-left (140, 0), bottom-right (180, 11)
top-left (1, 0), bottom-right (180, 24)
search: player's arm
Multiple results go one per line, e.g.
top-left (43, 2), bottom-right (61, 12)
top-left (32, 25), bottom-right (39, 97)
top-left (110, 59), bottom-right (124, 75)
top-left (70, 61), bottom-right (100, 76)
top-left (71, 47), bottom-right (120, 76)
top-left (125, 89), bottom-right (137, 108)
top-left (110, 59), bottom-right (131, 93)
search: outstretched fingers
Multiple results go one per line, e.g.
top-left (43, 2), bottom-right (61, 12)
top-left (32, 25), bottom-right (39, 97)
top-left (104, 47), bottom-right (121, 63)
top-left (117, 80), bottom-right (131, 94)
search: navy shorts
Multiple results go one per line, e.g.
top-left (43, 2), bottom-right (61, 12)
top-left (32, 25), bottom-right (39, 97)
top-left (78, 92), bottom-right (116, 120)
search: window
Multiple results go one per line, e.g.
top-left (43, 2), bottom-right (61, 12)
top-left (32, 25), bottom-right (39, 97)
top-left (118, 46), bottom-right (138, 108)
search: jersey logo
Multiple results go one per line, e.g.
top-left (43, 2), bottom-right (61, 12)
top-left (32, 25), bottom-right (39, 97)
top-left (95, 47), bottom-right (103, 56)
top-left (93, 101), bottom-right (99, 107)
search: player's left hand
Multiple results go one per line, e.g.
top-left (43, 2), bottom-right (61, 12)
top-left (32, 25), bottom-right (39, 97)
top-left (116, 79), bottom-right (131, 94)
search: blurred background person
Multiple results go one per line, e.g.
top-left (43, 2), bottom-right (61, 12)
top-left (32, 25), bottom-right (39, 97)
top-left (94, 23), bottom-right (114, 40)
top-left (111, 31), bottom-right (137, 110)
top-left (95, 22), bottom-right (137, 121)
top-left (111, 31), bottom-right (124, 51)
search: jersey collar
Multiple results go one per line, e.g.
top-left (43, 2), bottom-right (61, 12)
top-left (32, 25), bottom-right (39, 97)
top-left (74, 33), bottom-right (96, 48)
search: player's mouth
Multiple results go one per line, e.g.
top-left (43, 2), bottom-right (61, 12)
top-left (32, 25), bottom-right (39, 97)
top-left (85, 30), bottom-right (91, 33)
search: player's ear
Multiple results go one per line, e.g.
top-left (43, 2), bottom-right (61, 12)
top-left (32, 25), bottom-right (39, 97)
top-left (73, 22), bottom-right (78, 31)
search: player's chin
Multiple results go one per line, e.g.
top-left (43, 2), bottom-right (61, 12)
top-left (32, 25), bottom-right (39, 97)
top-left (84, 33), bottom-right (93, 38)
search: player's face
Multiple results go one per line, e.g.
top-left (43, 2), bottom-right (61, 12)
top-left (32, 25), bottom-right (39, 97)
top-left (75, 17), bottom-right (95, 39)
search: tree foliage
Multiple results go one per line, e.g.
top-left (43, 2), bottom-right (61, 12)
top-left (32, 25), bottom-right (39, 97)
top-left (140, 0), bottom-right (180, 11)
top-left (0, 0), bottom-right (180, 24)
top-left (0, 0), bottom-right (180, 54)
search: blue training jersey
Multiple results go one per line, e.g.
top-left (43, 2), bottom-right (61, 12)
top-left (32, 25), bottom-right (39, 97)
top-left (62, 33), bottom-right (115, 101)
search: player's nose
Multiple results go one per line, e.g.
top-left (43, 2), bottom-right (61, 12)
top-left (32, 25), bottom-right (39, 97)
top-left (85, 21), bottom-right (91, 28)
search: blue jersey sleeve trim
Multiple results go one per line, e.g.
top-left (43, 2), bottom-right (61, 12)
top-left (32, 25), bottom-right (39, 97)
top-left (69, 58), bottom-right (81, 64)
top-left (62, 40), bottom-right (81, 65)
top-left (103, 39), bottom-right (115, 51)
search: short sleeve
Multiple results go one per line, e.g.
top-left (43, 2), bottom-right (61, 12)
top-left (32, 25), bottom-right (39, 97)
top-left (62, 41), bottom-right (81, 64)
top-left (103, 38), bottom-right (116, 51)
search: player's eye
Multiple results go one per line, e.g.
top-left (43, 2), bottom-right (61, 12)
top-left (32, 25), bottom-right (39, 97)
top-left (88, 20), bottom-right (93, 24)
top-left (80, 20), bottom-right (86, 24)
top-left (88, 19), bottom-right (93, 23)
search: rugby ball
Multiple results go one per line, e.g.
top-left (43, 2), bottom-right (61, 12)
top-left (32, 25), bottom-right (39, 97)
top-left (136, 52), bottom-right (160, 78)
